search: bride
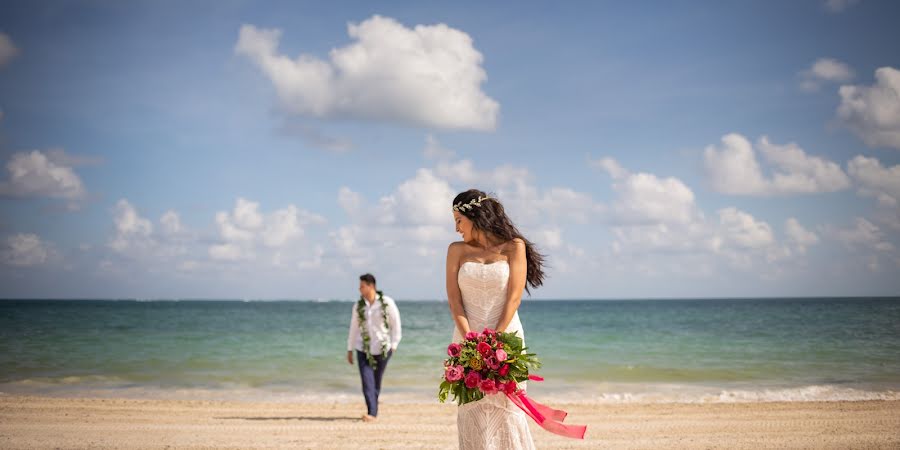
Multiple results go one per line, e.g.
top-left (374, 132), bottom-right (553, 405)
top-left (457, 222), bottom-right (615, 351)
top-left (446, 189), bottom-right (545, 450)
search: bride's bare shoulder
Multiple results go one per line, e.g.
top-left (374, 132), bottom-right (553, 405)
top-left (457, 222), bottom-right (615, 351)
top-left (501, 238), bottom-right (526, 254)
top-left (447, 241), bottom-right (469, 257)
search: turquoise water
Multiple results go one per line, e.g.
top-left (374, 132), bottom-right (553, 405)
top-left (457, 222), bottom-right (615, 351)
top-left (2, 298), bottom-right (899, 403)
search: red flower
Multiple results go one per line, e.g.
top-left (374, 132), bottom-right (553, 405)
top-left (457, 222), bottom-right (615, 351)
top-left (444, 365), bottom-right (464, 382)
top-left (465, 331), bottom-right (479, 341)
top-left (503, 381), bottom-right (518, 394)
top-left (485, 356), bottom-right (500, 370)
top-left (499, 364), bottom-right (510, 377)
top-left (479, 378), bottom-right (498, 394)
top-left (464, 371), bottom-right (482, 389)
top-left (447, 343), bottom-right (462, 358)
top-left (477, 341), bottom-right (492, 357)
top-left (482, 327), bottom-right (496, 336)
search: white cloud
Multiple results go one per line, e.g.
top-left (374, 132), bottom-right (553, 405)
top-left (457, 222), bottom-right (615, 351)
top-left (717, 207), bottom-right (775, 249)
top-left (435, 159), bottom-right (481, 185)
top-left (715, 208), bottom-right (791, 268)
top-left (388, 168), bottom-right (456, 226)
top-left (423, 134), bottom-right (456, 160)
top-left (235, 15), bottom-right (499, 131)
top-left (614, 173), bottom-right (696, 225)
top-left (324, 159), bottom-right (599, 276)
top-left (327, 169), bottom-right (458, 269)
top-left (824, 0), bottom-right (861, 13)
top-left (785, 218), bottom-right (819, 254)
top-left (716, 208), bottom-right (788, 269)
top-left (298, 245), bottom-right (325, 270)
top-left (837, 67), bottom-right (900, 150)
top-left (105, 200), bottom-right (195, 267)
top-left (824, 218), bottom-right (896, 273)
top-left (0, 150), bottom-right (88, 208)
top-left (94, 199), bottom-right (329, 285)
top-left (160, 210), bottom-right (183, 235)
top-left (208, 243), bottom-right (245, 261)
top-left (435, 159), bottom-right (600, 225)
top-left (338, 186), bottom-right (363, 216)
top-left (828, 217), bottom-right (894, 252)
top-left (209, 198), bottom-right (324, 261)
top-left (109, 199), bottom-right (153, 253)
top-left (799, 58), bottom-right (855, 91)
top-left (703, 133), bottom-right (849, 195)
top-left (0, 32), bottom-right (18, 67)
top-left (610, 221), bottom-right (717, 256)
top-left (115, 201), bottom-right (153, 235)
top-left (263, 205), bottom-right (303, 247)
top-left (232, 197), bottom-right (264, 229)
top-left (528, 188), bottom-right (600, 224)
top-left (532, 228), bottom-right (563, 250)
top-left (2, 233), bottom-right (51, 267)
top-left (596, 162), bottom-right (695, 247)
top-left (847, 155), bottom-right (900, 230)
top-left (594, 158), bottom-right (800, 275)
top-left (338, 184), bottom-right (443, 237)
top-left (703, 134), bottom-right (768, 195)
top-left (590, 157), bottom-right (628, 179)
top-left (597, 157), bottom-right (698, 225)
top-left (435, 159), bottom-right (536, 194)
top-left (328, 225), bottom-right (372, 268)
top-left (756, 137), bottom-right (850, 193)
top-left (214, 211), bottom-right (254, 243)
top-left (847, 155), bottom-right (900, 206)
top-left (605, 204), bottom-right (783, 271)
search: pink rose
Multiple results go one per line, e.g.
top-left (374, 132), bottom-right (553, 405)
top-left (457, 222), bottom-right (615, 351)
top-left (495, 349), bottom-right (508, 361)
top-left (477, 341), bottom-right (492, 357)
top-left (445, 365), bottom-right (464, 382)
top-left (479, 378), bottom-right (498, 394)
top-left (482, 327), bottom-right (495, 336)
top-left (447, 343), bottom-right (462, 358)
top-left (485, 356), bottom-right (500, 370)
top-left (465, 331), bottom-right (479, 341)
top-left (464, 371), bottom-right (482, 389)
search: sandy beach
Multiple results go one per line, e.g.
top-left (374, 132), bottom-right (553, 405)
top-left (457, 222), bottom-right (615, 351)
top-left (0, 395), bottom-right (897, 449)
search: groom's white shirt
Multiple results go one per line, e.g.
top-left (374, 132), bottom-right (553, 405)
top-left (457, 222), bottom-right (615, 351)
top-left (347, 295), bottom-right (402, 354)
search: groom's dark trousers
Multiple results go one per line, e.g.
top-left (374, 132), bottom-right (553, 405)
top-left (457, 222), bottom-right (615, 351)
top-left (356, 350), bottom-right (392, 417)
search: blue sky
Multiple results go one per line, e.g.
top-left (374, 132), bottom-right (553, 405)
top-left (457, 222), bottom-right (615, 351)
top-left (1, 0), bottom-right (899, 299)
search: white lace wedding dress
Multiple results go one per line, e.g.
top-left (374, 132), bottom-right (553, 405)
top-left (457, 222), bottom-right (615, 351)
top-left (452, 261), bottom-right (536, 450)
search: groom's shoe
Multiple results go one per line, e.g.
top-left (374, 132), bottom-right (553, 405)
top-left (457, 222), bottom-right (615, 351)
top-left (361, 414), bottom-right (377, 422)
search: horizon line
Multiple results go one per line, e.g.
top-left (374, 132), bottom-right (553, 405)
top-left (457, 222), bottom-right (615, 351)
top-left (1, 296), bottom-right (898, 302)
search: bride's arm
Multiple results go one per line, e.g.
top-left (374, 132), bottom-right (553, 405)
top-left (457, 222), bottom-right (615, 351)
top-left (446, 242), bottom-right (471, 336)
top-left (496, 238), bottom-right (526, 332)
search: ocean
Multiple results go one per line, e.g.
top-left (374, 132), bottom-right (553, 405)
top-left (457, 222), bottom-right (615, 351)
top-left (2, 298), bottom-right (899, 404)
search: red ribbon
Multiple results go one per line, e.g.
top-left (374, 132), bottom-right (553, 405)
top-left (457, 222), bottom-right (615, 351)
top-left (504, 374), bottom-right (587, 439)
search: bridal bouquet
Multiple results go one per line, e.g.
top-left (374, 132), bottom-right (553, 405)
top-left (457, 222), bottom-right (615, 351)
top-left (438, 328), bottom-right (540, 405)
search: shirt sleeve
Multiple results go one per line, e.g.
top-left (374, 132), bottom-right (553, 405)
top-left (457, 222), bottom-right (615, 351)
top-left (347, 303), bottom-right (360, 352)
top-left (387, 297), bottom-right (402, 351)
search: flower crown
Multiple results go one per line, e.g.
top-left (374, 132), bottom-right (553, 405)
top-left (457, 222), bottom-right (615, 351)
top-left (453, 195), bottom-right (491, 212)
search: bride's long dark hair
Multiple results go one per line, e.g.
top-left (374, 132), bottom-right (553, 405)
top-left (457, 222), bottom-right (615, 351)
top-left (453, 189), bottom-right (545, 294)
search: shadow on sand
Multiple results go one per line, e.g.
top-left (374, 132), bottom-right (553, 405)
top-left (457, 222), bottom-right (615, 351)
top-left (215, 416), bottom-right (360, 422)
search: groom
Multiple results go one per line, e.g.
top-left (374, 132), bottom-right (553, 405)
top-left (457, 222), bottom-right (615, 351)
top-left (346, 273), bottom-right (402, 422)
